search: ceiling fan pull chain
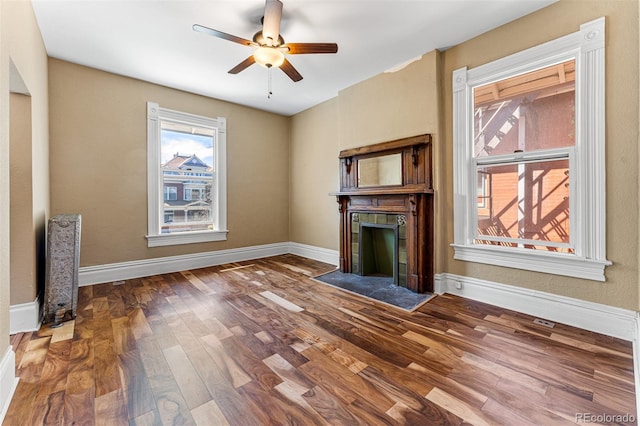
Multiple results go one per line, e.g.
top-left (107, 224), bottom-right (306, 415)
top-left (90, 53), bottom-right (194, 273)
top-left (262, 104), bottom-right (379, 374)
top-left (268, 65), bottom-right (273, 99)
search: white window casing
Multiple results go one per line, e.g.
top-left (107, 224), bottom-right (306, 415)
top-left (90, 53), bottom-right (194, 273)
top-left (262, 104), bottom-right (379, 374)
top-left (146, 102), bottom-right (228, 247)
top-left (452, 17), bottom-right (611, 281)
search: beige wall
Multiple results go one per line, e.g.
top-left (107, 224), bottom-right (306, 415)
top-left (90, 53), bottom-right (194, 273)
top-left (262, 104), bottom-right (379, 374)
top-left (440, 0), bottom-right (639, 310)
top-left (48, 59), bottom-right (290, 266)
top-left (289, 98), bottom-right (340, 249)
top-left (337, 51), bottom-right (441, 150)
top-left (0, 0), bottom-right (49, 360)
top-left (0, 1), bottom-right (49, 310)
top-left (9, 93), bottom-right (36, 305)
top-left (0, 1), bottom-right (49, 312)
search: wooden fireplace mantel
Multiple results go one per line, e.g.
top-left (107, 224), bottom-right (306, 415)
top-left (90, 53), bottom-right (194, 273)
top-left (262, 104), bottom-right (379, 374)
top-left (333, 134), bottom-right (434, 293)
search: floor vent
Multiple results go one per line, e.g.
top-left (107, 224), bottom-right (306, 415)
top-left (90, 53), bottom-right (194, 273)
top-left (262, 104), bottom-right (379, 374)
top-left (533, 318), bottom-right (556, 328)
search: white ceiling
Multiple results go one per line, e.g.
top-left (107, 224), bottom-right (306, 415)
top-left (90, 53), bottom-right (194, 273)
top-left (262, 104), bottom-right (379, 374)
top-left (31, 0), bottom-right (557, 116)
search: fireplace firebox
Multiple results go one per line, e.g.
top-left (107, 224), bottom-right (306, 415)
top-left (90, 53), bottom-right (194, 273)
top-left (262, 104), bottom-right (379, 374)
top-left (333, 135), bottom-right (433, 293)
top-left (353, 213), bottom-right (404, 286)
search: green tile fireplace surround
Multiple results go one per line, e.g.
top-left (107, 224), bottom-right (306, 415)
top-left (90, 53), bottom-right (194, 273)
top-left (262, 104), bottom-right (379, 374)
top-left (351, 212), bottom-right (408, 287)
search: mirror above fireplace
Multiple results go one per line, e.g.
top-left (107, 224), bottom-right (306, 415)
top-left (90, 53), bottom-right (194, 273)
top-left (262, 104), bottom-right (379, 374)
top-left (357, 153), bottom-right (402, 188)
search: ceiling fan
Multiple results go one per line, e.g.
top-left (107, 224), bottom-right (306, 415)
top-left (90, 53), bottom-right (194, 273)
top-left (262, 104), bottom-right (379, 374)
top-left (193, 0), bottom-right (338, 83)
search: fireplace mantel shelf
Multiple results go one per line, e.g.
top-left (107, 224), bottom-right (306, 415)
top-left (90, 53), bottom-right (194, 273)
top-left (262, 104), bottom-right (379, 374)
top-left (331, 187), bottom-right (433, 197)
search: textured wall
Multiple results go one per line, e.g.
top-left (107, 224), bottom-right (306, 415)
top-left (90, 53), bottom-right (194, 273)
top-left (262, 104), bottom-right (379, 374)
top-left (4, 4), bottom-right (49, 308)
top-left (289, 98), bottom-right (340, 250)
top-left (337, 51), bottom-right (440, 151)
top-left (9, 93), bottom-right (36, 305)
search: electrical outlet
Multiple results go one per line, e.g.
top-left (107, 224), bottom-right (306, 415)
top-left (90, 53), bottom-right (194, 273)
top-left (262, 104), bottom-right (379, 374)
top-left (455, 280), bottom-right (463, 290)
top-left (533, 318), bottom-right (556, 328)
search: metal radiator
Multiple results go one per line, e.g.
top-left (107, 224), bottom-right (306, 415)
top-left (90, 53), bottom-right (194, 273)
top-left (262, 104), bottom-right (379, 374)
top-left (44, 214), bottom-right (81, 325)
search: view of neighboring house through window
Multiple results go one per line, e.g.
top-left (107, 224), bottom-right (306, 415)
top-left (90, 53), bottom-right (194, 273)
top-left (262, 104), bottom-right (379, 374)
top-left (473, 60), bottom-right (574, 252)
top-left (160, 120), bottom-right (215, 234)
top-left (146, 102), bottom-right (227, 247)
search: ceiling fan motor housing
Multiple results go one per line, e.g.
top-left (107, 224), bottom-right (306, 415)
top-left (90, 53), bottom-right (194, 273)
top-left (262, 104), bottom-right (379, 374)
top-left (253, 31), bottom-right (285, 47)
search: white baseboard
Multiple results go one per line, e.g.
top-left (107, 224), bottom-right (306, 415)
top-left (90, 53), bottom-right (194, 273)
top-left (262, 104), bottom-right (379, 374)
top-left (9, 297), bottom-right (41, 334)
top-left (288, 242), bottom-right (339, 266)
top-left (79, 242), bottom-right (339, 287)
top-left (0, 348), bottom-right (18, 424)
top-left (79, 242), bottom-right (291, 286)
top-left (434, 273), bottom-right (638, 342)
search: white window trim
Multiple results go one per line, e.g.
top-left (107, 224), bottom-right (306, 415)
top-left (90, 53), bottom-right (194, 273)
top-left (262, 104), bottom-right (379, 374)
top-left (146, 102), bottom-right (228, 247)
top-left (452, 17), bottom-right (611, 281)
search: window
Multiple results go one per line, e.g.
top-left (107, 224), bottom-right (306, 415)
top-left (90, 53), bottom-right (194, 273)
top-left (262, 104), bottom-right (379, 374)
top-left (452, 18), bottom-right (610, 281)
top-left (147, 102), bottom-right (227, 247)
top-left (184, 188), bottom-right (204, 201)
top-left (164, 186), bottom-right (177, 201)
top-left (473, 60), bottom-right (574, 252)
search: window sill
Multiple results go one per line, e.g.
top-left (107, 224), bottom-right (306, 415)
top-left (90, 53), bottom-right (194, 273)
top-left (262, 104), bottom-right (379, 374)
top-left (451, 244), bottom-right (611, 282)
top-left (146, 230), bottom-right (228, 247)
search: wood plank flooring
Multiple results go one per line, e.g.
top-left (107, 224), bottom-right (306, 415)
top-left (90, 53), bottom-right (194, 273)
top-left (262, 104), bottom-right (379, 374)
top-left (4, 254), bottom-right (637, 425)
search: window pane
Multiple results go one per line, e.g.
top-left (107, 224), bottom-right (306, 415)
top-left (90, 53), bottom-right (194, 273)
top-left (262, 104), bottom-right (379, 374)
top-left (476, 159), bottom-right (571, 252)
top-left (473, 60), bottom-right (575, 158)
top-left (160, 121), bottom-right (215, 234)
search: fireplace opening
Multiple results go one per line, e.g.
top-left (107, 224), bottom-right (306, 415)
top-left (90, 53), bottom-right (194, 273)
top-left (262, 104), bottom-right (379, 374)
top-left (351, 212), bottom-right (408, 287)
top-left (360, 224), bottom-right (398, 284)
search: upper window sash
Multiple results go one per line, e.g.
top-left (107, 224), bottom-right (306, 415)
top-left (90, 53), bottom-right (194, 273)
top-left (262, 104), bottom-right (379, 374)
top-left (452, 17), bottom-right (610, 281)
top-left (146, 102), bottom-right (228, 247)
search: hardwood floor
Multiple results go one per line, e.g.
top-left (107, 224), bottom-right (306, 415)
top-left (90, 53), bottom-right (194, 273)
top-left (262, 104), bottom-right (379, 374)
top-left (4, 254), bottom-right (637, 425)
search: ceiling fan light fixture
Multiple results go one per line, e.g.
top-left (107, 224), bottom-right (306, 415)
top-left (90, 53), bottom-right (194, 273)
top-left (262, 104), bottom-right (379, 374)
top-left (253, 47), bottom-right (285, 68)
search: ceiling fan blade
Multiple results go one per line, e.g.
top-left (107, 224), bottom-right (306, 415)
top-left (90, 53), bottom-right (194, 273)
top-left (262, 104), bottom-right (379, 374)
top-left (262, 0), bottom-right (283, 45)
top-left (193, 24), bottom-right (255, 47)
top-left (284, 43), bottom-right (338, 54)
top-left (228, 56), bottom-right (256, 74)
top-left (280, 58), bottom-right (303, 82)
